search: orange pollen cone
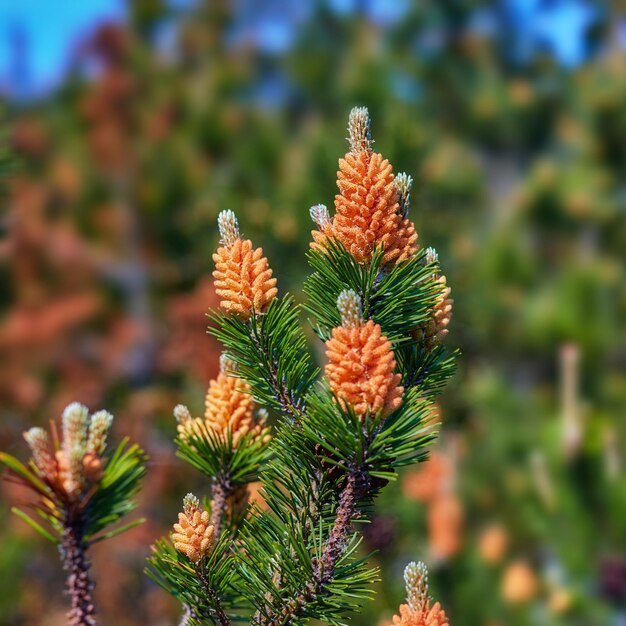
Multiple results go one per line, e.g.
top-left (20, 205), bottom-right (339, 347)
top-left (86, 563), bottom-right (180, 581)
top-left (325, 318), bottom-right (403, 418)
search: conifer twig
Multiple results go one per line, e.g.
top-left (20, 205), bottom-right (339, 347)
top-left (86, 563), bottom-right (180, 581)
top-left (210, 474), bottom-right (231, 538)
top-left (61, 512), bottom-right (96, 626)
top-left (314, 472), bottom-right (363, 585)
top-left (248, 321), bottom-right (307, 424)
top-left (255, 472), bottom-right (365, 626)
top-left (197, 565), bottom-right (231, 626)
top-left (1, 403), bottom-right (146, 626)
top-left (156, 107), bottom-right (456, 626)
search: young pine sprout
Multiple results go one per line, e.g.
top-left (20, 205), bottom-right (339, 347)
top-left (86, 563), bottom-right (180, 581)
top-left (212, 209), bottom-right (278, 318)
top-left (2, 402), bottom-right (146, 626)
top-left (332, 106), bottom-right (418, 264)
top-left (172, 494), bottom-right (216, 563)
top-left (391, 561), bottom-right (449, 626)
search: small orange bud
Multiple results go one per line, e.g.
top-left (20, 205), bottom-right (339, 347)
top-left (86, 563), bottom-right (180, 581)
top-left (172, 494), bottom-right (216, 563)
top-left (420, 249), bottom-right (453, 347)
top-left (391, 562), bottom-right (449, 626)
top-left (176, 354), bottom-right (269, 448)
top-left (82, 453), bottom-right (104, 483)
top-left (325, 292), bottom-right (403, 419)
top-left (212, 210), bottom-right (278, 319)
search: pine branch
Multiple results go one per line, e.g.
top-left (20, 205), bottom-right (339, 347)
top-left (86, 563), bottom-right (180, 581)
top-left (209, 297), bottom-right (319, 424)
top-left (168, 108), bottom-right (458, 626)
top-left (313, 472), bottom-right (363, 586)
top-left (61, 512), bottom-right (96, 626)
top-left (3, 405), bottom-right (146, 625)
top-left (247, 314), bottom-right (307, 423)
top-left (197, 564), bottom-right (232, 626)
top-left (252, 469), bottom-right (373, 626)
top-left (147, 533), bottom-right (244, 626)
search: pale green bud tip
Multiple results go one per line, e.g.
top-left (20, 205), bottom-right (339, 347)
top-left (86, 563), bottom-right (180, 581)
top-left (24, 427), bottom-right (48, 450)
top-left (62, 402), bottom-right (89, 450)
top-left (256, 407), bottom-right (269, 427)
top-left (87, 410), bottom-right (113, 456)
top-left (337, 289), bottom-right (363, 328)
top-left (395, 172), bottom-right (413, 194)
top-left (23, 427), bottom-right (55, 475)
top-left (183, 493), bottom-right (200, 516)
top-left (404, 561), bottom-right (429, 612)
top-left (90, 410), bottom-right (113, 431)
top-left (63, 402), bottom-right (89, 423)
top-left (219, 353), bottom-right (237, 376)
top-left (310, 204), bottom-right (330, 229)
top-left (348, 106), bottom-right (372, 153)
top-left (394, 173), bottom-right (413, 217)
top-left (173, 404), bottom-right (192, 425)
top-left (217, 210), bottom-right (240, 247)
top-left (425, 247), bottom-right (439, 266)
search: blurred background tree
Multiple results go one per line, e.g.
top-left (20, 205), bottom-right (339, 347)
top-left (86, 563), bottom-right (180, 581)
top-left (1, 1), bottom-right (625, 625)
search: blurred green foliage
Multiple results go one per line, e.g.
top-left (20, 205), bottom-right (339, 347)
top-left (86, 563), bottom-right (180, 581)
top-left (1, 1), bottom-right (625, 625)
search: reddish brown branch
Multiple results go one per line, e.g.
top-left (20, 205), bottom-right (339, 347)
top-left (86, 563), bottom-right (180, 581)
top-left (61, 515), bottom-right (96, 626)
top-left (256, 472), bottom-right (366, 626)
top-left (210, 475), bottom-right (232, 538)
top-left (313, 472), bottom-right (361, 585)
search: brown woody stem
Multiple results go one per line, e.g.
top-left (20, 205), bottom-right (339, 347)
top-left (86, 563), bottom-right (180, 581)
top-left (61, 514), bottom-right (96, 626)
top-left (210, 475), bottom-right (231, 538)
top-left (313, 473), bottom-right (361, 584)
top-left (256, 472), bottom-right (365, 626)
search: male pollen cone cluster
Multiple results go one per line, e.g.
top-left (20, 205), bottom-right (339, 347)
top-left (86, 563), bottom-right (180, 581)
top-left (422, 248), bottom-right (453, 346)
top-left (212, 209), bottom-right (278, 319)
top-left (311, 107), bottom-right (418, 266)
top-left (391, 561), bottom-right (449, 626)
top-left (174, 354), bottom-right (269, 448)
top-left (24, 402), bottom-right (113, 500)
top-left (172, 493), bottom-right (216, 563)
top-left (325, 289), bottom-right (403, 419)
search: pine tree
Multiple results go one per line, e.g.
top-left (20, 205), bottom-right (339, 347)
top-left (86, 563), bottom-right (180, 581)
top-left (147, 107), bottom-right (456, 626)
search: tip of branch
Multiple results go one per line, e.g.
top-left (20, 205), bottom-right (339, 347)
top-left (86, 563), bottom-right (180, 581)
top-left (347, 106), bottom-right (372, 153)
top-left (173, 404), bottom-right (192, 425)
top-left (394, 173), bottom-right (413, 217)
top-left (217, 210), bottom-right (240, 247)
top-left (310, 204), bottom-right (331, 229)
top-left (424, 246), bottom-right (438, 266)
top-left (404, 561), bottom-right (429, 614)
top-left (336, 289), bottom-right (363, 328)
